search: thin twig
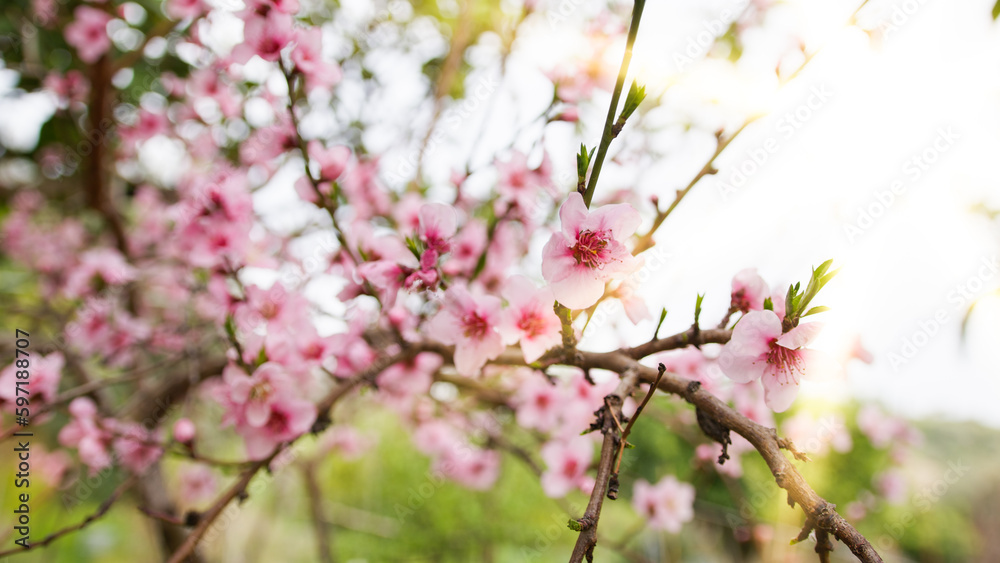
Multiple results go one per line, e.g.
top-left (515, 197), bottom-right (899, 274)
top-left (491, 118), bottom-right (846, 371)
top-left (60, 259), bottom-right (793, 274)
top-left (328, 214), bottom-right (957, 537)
top-left (303, 461), bottom-right (335, 563)
top-left (580, 349), bottom-right (883, 563)
top-left (613, 363), bottom-right (665, 474)
top-left (0, 474), bottom-right (139, 557)
top-left (568, 367), bottom-right (639, 563)
top-left (582, 0), bottom-right (646, 207)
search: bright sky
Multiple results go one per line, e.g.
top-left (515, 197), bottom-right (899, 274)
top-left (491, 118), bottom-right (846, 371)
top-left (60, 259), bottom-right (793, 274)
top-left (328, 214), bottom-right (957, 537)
top-left (2, 0), bottom-right (998, 427)
top-left (553, 0), bottom-right (1000, 428)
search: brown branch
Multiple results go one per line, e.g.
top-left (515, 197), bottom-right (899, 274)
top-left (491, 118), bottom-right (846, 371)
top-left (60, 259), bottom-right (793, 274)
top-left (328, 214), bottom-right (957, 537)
top-left (632, 0), bottom-right (872, 255)
top-left (0, 357), bottom-right (188, 442)
top-left (413, 0), bottom-right (474, 184)
top-left (84, 54), bottom-right (129, 257)
top-left (578, 349), bottom-right (883, 563)
top-left (613, 363), bottom-right (665, 475)
top-left (633, 121), bottom-right (755, 254)
top-left (627, 327), bottom-right (732, 359)
top-left (568, 367), bottom-right (639, 563)
top-left (0, 474), bottom-right (139, 557)
top-left (163, 346), bottom-right (430, 562)
top-left (165, 454), bottom-right (276, 563)
top-left (303, 461), bottom-right (335, 563)
top-left (117, 359), bottom-right (228, 423)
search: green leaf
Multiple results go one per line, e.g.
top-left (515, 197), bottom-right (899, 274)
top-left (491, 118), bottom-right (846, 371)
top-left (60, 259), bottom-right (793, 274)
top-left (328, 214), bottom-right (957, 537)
top-left (812, 258), bottom-right (834, 280)
top-left (763, 297), bottom-right (773, 311)
top-left (618, 80), bottom-right (647, 122)
top-left (784, 284), bottom-right (796, 314)
top-left (694, 293), bottom-right (705, 325)
top-left (804, 306), bottom-right (830, 316)
top-left (576, 144), bottom-right (591, 181)
top-left (404, 235), bottom-right (425, 259)
top-left (993, 0), bottom-right (1000, 19)
top-left (567, 519), bottom-right (584, 532)
top-left (224, 314), bottom-right (237, 342)
top-left (653, 307), bottom-right (667, 340)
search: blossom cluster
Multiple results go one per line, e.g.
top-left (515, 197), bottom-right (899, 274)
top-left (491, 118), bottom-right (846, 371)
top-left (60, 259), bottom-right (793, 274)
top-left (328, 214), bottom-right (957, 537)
top-left (0, 0), bottom-right (907, 549)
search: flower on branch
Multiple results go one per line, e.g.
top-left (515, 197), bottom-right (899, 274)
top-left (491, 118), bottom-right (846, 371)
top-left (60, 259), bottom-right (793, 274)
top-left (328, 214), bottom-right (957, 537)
top-left (541, 192), bottom-right (641, 310)
top-left (718, 310), bottom-right (825, 412)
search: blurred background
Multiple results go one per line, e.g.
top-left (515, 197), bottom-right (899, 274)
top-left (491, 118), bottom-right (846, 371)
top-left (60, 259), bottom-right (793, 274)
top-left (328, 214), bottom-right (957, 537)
top-left (2, 0), bottom-right (1000, 561)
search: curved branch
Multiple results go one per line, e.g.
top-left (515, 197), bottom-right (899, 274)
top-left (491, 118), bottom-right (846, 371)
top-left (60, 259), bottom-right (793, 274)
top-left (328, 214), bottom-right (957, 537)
top-left (0, 474), bottom-right (139, 557)
top-left (568, 367), bottom-right (639, 562)
top-left (163, 345), bottom-right (433, 562)
top-left (628, 327), bottom-right (732, 359)
top-left (580, 349), bottom-right (883, 563)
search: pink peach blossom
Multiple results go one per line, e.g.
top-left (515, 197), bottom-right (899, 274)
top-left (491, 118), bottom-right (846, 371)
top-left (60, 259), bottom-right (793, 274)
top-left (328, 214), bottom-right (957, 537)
top-left (62, 248), bottom-right (137, 299)
top-left (376, 353), bottom-right (441, 409)
top-left (0, 352), bottom-right (63, 406)
top-left (339, 159), bottom-right (391, 220)
top-left (173, 418), bottom-right (197, 443)
top-left (242, 0), bottom-right (299, 15)
top-left (435, 446), bottom-right (501, 490)
top-left (110, 422), bottom-right (163, 473)
top-left (239, 394), bottom-right (316, 459)
top-left (541, 192), bottom-right (641, 309)
top-left (443, 218), bottom-right (488, 276)
top-left (64, 7), bottom-right (113, 64)
top-left (500, 275), bottom-right (562, 363)
top-left (559, 371), bottom-right (618, 435)
top-left (307, 141), bottom-right (351, 182)
top-left (178, 465), bottom-right (217, 507)
top-left (540, 436), bottom-right (593, 497)
top-left (58, 398), bottom-right (112, 474)
top-left (292, 27), bottom-right (342, 92)
top-left (718, 310), bottom-right (823, 412)
top-left (425, 285), bottom-right (504, 376)
top-left (232, 11), bottom-right (294, 64)
top-left (495, 150), bottom-right (554, 213)
top-left (418, 203), bottom-right (458, 255)
top-left (165, 0), bottom-right (204, 20)
top-left (731, 268), bottom-right (769, 313)
top-left (412, 420), bottom-right (462, 456)
top-left (512, 372), bottom-right (562, 432)
top-left (319, 426), bottom-right (371, 460)
top-left (632, 475), bottom-right (695, 532)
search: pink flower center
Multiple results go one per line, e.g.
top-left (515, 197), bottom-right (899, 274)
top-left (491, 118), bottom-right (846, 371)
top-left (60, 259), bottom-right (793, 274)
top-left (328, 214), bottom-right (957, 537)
top-left (462, 312), bottom-right (489, 339)
top-left (259, 300), bottom-right (279, 319)
top-left (572, 230), bottom-right (610, 269)
top-left (561, 457), bottom-right (580, 477)
top-left (509, 171), bottom-right (526, 188)
top-left (250, 382), bottom-right (273, 401)
top-left (766, 340), bottom-right (803, 385)
top-left (303, 342), bottom-right (323, 360)
top-left (731, 289), bottom-right (750, 313)
top-left (265, 409), bottom-right (289, 434)
top-left (260, 37), bottom-right (284, 57)
top-left (517, 311), bottom-right (546, 338)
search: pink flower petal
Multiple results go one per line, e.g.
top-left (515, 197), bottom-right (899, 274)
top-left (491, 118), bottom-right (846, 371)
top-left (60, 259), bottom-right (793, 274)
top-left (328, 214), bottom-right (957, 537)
top-left (777, 321), bottom-right (823, 350)
top-left (548, 266), bottom-right (605, 310)
top-left (586, 202), bottom-right (641, 240)
top-left (760, 368), bottom-right (800, 413)
top-left (558, 192), bottom-right (589, 239)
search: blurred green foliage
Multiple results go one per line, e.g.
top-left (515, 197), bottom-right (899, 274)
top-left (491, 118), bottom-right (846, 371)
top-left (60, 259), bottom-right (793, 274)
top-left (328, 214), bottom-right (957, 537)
top-left (3, 401), bottom-right (997, 561)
